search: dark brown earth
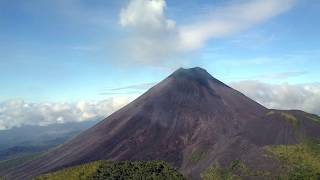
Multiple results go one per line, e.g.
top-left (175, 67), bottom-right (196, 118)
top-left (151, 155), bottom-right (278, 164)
top-left (4, 67), bottom-right (320, 179)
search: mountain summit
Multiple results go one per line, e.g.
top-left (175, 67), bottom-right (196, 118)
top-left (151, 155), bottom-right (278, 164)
top-left (5, 67), bottom-right (320, 179)
top-left (171, 67), bottom-right (227, 86)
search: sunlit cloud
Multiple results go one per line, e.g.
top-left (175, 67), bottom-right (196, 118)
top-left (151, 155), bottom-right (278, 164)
top-left (0, 97), bottom-right (133, 130)
top-left (231, 81), bottom-right (320, 115)
top-left (119, 0), bottom-right (296, 64)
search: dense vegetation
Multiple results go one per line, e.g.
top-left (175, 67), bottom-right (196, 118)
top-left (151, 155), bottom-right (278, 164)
top-left (34, 160), bottom-right (185, 180)
top-left (93, 160), bottom-right (185, 180)
top-left (201, 139), bottom-right (320, 180)
top-left (265, 139), bottom-right (320, 179)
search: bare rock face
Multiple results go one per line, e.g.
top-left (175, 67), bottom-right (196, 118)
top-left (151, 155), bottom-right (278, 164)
top-left (5, 67), bottom-right (320, 179)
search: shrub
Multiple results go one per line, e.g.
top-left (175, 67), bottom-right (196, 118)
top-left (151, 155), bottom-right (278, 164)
top-left (93, 160), bottom-right (185, 180)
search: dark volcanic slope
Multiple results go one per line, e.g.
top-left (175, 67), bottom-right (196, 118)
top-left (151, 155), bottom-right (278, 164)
top-left (5, 67), bottom-right (320, 179)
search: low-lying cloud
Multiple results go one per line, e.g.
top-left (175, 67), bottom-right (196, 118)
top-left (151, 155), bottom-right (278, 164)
top-left (231, 81), bottom-right (320, 115)
top-left (0, 97), bottom-right (132, 130)
top-left (1, 81), bottom-right (319, 130)
top-left (119, 0), bottom-right (296, 64)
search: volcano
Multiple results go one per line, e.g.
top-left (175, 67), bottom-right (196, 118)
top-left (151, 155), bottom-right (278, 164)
top-left (5, 67), bottom-right (320, 179)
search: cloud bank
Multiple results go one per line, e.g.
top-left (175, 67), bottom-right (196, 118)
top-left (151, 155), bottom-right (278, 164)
top-left (119, 0), bottom-right (295, 64)
top-left (231, 81), bottom-right (320, 115)
top-left (0, 97), bottom-right (131, 130)
top-left (1, 81), bottom-right (319, 130)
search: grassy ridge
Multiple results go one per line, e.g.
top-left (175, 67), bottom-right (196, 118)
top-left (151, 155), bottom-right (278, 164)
top-left (34, 160), bottom-right (185, 180)
top-left (266, 111), bottom-right (300, 127)
top-left (306, 115), bottom-right (320, 124)
top-left (280, 112), bottom-right (299, 127)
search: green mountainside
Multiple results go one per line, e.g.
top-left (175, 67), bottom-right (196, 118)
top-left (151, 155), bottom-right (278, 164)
top-left (265, 139), bottom-right (320, 179)
top-left (200, 139), bottom-right (320, 180)
top-left (33, 160), bottom-right (185, 180)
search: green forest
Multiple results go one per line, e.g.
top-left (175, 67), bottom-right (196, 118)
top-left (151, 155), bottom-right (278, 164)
top-left (201, 139), bottom-right (320, 180)
top-left (33, 160), bottom-right (185, 180)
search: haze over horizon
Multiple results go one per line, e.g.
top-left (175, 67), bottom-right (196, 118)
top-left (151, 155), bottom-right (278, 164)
top-left (1, 0), bottom-right (320, 130)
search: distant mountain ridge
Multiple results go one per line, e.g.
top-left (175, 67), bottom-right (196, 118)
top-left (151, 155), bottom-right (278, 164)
top-left (0, 121), bottom-right (97, 174)
top-left (4, 67), bottom-right (320, 179)
top-left (0, 120), bottom-right (98, 151)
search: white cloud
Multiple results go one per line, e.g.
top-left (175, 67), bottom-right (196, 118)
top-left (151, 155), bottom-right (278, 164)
top-left (120, 0), bottom-right (175, 31)
top-left (0, 97), bottom-right (133, 130)
top-left (178, 0), bottom-right (295, 50)
top-left (230, 81), bottom-right (320, 115)
top-left (118, 0), bottom-right (178, 64)
top-left (119, 0), bottom-right (295, 64)
top-left (1, 81), bottom-right (319, 130)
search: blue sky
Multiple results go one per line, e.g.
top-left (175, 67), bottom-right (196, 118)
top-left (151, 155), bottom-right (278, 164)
top-left (0, 0), bottom-right (320, 129)
top-left (1, 0), bottom-right (319, 102)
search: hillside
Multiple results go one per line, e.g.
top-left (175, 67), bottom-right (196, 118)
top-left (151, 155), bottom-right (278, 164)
top-left (4, 67), bottom-right (320, 179)
top-left (33, 160), bottom-right (185, 180)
